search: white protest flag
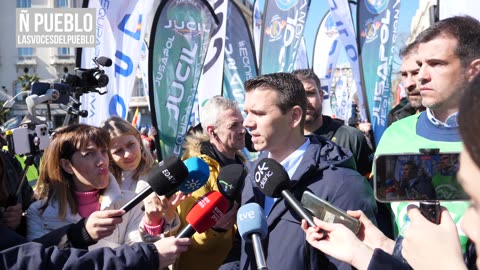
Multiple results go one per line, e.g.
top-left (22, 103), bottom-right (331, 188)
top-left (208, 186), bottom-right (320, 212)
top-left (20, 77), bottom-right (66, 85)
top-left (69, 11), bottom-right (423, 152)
top-left (196, 0), bottom-right (228, 119)
top-left (80, 0), bottom-right (154, 126)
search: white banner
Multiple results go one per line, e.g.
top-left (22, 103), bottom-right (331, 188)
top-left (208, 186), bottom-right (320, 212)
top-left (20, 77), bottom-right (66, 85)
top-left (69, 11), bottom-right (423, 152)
top-left (440, 0), bottom-right (480, 21)
top-left (313, 11), bottom-right (340, 117)
top-left (138, 40), bottom-right (150, 110)
top-left (334, 75), bottom-right (349, 120)
top-left (80, 0), bottom-right (154, 126)
top-left (294, 37), bottom-right (309, 70)
top-left (328, 0), bottom-right (367, 121)
top-left (253, 0), bottom-right (263, 68)
top-left (197, 0), bottom-right (228, 119)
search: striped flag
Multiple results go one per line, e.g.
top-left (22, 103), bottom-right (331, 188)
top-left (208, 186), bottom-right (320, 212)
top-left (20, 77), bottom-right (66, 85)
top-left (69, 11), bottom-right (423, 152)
top-left (131, 107), bottom-right (141, 129)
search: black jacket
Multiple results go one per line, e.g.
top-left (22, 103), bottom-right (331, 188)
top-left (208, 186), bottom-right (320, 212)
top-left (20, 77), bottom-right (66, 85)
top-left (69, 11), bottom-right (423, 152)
top-left (0, 224), bottom-right (160, 269)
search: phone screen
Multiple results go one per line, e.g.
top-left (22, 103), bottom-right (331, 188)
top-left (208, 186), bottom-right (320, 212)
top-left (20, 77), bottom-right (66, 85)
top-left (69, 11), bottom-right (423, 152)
top-left (374, 153), bottom-right (468, 202)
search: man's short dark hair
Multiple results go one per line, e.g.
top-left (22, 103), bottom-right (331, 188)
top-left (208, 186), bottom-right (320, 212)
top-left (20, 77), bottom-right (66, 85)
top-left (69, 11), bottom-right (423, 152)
top-left (404, 160), bottom-right (418, 172)
top-left (399, 41), bottom-right (418, 58)
top-left (244, 73), bottom-right (307, 128)
top-left (415, 15), bottom-right (480, 66)
top-left (291, 69), bottom-right (321, 89)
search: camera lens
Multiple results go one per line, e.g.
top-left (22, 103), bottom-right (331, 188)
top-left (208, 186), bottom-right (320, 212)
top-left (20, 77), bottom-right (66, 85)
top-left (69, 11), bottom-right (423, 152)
top-left (95, 72), bottom-right (109, 88)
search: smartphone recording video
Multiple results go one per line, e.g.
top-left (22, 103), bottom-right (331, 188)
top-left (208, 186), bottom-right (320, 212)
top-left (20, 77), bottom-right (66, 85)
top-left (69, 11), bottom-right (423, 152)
top-left (301, 191), bottom-right (360, 233)
top-left (374, 153), bottom-right (468, 202)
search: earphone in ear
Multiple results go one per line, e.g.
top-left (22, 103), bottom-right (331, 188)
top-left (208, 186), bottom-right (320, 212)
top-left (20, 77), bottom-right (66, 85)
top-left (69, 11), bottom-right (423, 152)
top-left (211, 131), bottom-right (216, 136)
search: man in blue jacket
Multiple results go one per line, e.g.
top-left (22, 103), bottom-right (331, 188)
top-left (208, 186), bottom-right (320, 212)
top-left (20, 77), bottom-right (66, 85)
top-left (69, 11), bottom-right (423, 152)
top-left (241, 72), bottom-right (377, 270)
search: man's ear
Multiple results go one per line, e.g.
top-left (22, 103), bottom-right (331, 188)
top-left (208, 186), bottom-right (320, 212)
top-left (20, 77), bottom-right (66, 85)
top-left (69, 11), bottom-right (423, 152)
top-left (206, 126), bottom-right (216, 137)
top-left (60, 159), bottom-right (73, 174)
top-left (467, 59), bottom-right (480, 81)
top-left (291, 106), bottom-right (303, 128)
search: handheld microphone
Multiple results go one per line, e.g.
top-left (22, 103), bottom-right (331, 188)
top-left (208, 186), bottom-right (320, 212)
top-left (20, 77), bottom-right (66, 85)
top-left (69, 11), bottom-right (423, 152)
top-left (176, 191), bottom-right (229, 238)
top-left (120, 156), bottom-right (188, 212)
top-left (178, 157), bottom-right (210, 193)
top-left (237, 203), bottom-right (268, 270)
top-left (139, 157), bottom-right (210, 211)
top-left (254, 158), bottom-right (316, 227)
top-left (217, 164), bottom-right (247, 207)
top-left (161, 157), bottom-right (210, 199)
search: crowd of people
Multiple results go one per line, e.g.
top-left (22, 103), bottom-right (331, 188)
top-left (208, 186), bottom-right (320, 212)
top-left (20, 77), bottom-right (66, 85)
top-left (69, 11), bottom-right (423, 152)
top-left (1, 15), bottom-right (480, 270)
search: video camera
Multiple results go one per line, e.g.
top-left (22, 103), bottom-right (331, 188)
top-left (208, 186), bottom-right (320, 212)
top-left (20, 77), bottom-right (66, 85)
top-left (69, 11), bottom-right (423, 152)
top-left (63, 56), bottom-right (111, 95)
top-left (30, 56), bottom-right (111, 103)
top-left (4, 56), bottom-right (111, 157)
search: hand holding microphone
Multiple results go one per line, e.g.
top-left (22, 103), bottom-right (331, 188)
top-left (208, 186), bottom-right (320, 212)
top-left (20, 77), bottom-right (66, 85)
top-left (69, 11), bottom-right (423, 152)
top-left (121, 156), bottom-right (209, 213)
top-left (141, 157), bottom-right (209, 226)
top-left (153, 236), bottom-right (192, 269)
top-left (84, 209), bottom-right (126, 241)
top-left (237, 203), bottom-right (268, 270)
top-left (143, 192), bottom-right (189, 226)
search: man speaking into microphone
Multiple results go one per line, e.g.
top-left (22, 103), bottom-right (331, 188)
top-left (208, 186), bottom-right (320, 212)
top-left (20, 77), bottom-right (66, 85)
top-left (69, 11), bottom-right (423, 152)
top-left (241, 73), bottom-right (377, 270)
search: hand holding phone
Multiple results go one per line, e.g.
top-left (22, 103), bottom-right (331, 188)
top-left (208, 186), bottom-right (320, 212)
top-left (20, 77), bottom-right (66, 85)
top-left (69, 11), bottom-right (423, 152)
top-left (419, 201), bottom-right (441, 224)
top-left (301, 191), bottom-right (360, 234)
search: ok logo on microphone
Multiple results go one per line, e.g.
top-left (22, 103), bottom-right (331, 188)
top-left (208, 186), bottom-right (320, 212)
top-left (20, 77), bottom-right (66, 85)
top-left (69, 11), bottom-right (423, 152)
top-left (255, 161), bottom-right (272, 189)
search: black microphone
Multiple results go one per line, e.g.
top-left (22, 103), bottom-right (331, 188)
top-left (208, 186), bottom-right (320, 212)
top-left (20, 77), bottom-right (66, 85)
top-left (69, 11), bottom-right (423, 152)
top-left (254, 158), bottom-right (316, 227)
top-left (96, 56), bottom-right (112, 67)
top-left (217, 164), bottom-right (247, 207)
top-left (120, 156), bottom-right (188, 212)
top-left (237, 203), bottom-right (268, 270)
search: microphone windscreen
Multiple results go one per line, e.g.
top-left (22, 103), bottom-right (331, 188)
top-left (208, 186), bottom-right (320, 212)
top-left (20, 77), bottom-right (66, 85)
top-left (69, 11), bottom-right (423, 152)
top-left (145, 156), bottom-right (188, 196)
top-left (237, 203), bottom-right (268, 241)
top-left (217, 164), bottom-right (246, 203)
top-left (254, 158), bottom-right (290, 198)
top-left (97, 56), bottom-right (112, 67)
top-left (179, 157), bottom-right (210, 193)
top-left (186, 191), bottom-right (229, 233)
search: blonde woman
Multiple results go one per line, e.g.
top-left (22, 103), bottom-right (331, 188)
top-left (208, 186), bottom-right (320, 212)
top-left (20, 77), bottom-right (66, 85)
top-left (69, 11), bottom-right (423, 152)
top-left (101, 116), bottom-right (183, 240)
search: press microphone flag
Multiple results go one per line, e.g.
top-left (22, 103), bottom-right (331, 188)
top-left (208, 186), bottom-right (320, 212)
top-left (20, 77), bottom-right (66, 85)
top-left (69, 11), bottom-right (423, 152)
top-left (237, 203), bottom-right (268, 270)
top-left (121, 156), bottom-right (208, 212)
top-left (254, 158), bottom-right (315, 226)
top-left (176, 191), bottom-right (229, 238)
top-left (217, 164), bottom-right (247, 204)
top-left (179, 157), bottom-right (210, 193)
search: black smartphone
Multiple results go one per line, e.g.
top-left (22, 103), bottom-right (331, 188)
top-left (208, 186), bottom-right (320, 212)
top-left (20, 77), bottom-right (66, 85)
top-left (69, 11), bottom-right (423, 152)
top-left (301, 191), bottom-right (361, 234)
top-left (374, 153), bottom-right (468, 202)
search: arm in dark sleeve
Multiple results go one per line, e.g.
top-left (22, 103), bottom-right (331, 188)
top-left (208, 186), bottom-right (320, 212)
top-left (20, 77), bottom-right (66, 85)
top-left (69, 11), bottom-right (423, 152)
top-left (33, 218), bottom-right (97, 249)
top-left (367, 248), bottom-right (412, 270)
top-left (348, 130), bottom-right (373, 177)
top-left (0, 241), bottom-right (160, 270)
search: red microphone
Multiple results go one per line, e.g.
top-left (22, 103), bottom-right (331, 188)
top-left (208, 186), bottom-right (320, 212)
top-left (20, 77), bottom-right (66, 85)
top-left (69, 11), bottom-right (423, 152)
top-left (176, 191), bottom-right (229, 238)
